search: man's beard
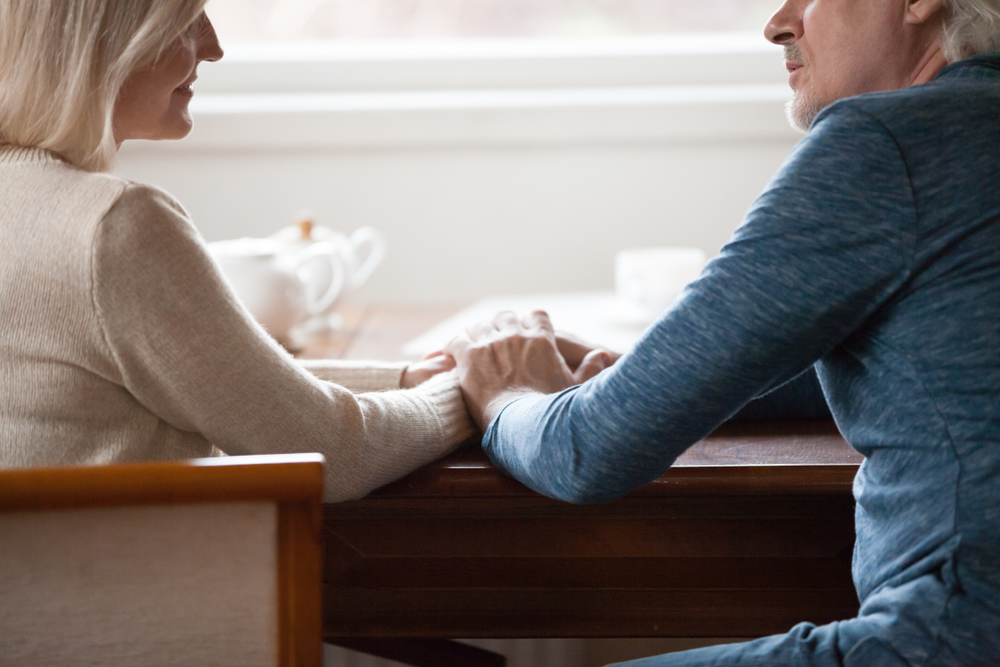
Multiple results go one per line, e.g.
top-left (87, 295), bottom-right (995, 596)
top-left (785, 88), bottom-right (825, 133)
top-left (783, 43), bottom-right (825, 133)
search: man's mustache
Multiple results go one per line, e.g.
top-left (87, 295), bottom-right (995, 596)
top-left (785, 43), bottom-right (805, 65)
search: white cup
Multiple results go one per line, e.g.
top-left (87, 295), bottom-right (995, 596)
top-left (615, 247), bottom-right (707, 318)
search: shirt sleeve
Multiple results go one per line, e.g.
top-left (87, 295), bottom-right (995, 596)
top-left (482, 103), bottom-right (917, 503)
top-left (92, 183), bottom-right (474, 502)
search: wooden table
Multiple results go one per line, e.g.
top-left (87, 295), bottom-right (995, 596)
top-left (308, 304), bottom-right (863, 644)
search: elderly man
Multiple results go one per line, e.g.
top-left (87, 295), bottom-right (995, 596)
top-left (445, 0), bottom-right (1000, 665)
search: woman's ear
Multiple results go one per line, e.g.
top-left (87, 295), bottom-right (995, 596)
top-left (905, 0), bottom-right (946, 24)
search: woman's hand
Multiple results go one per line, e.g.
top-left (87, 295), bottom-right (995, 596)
top-left (446, 311), bottom-right (614, 431)
top-left (400, 354), bottom-right (456, 389)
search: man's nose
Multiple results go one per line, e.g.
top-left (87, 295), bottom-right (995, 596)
top-left (765, 0), bottom-right (804, 45)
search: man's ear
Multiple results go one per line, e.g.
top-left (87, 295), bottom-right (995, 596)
top-left (906, 0), bottom-right (946, 24)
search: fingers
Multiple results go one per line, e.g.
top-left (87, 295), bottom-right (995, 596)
top-left (522, 310), bottom-right (554, 336)
top-left (466, 310), bottom-right (549, 344)
top-left (401, 354), bottom-right (457, 389)
top-left (573, 349), bottom-right (614, 384)
top-left (432, 354), bottom-right (457, 372)
top-left (444, 333), bottom-right (472, 361)
top-left (555, 334), bottom-right (592, 371)
top-left (492, 310), bottom-right (519, 332)
top-left (466, 319), bottom-right (497, 342)
top-left (444, 310), bottom-right (584, 430)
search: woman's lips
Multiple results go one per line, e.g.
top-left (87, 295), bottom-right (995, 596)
top-left (174, 75), bottom-right (197, 97)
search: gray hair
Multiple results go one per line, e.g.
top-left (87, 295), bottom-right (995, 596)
top-left (943, 0), bottom-right (1000, 61)
top-left (0, 0), bottom-right (208, 172)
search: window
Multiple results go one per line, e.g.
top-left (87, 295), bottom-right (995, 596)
top-left (208, 0), bottom-right (782, 44)
top-left (151, 1), bottom-right (794, 153)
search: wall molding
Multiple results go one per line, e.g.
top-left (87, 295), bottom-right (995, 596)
top-left (122, 35), bottom-right (799, 155)
top-left (197, 34), bottom-right (788, 93)
top-left (121, 84), bottom-right (796, 154)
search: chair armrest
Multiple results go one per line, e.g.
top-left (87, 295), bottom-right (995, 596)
top-left (0, 453), bottom-right (324, 510)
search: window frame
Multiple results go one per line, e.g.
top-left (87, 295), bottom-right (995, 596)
top-left (123, 34), bottom-right (799, 154)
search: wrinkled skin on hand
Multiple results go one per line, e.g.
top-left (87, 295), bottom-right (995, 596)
top-left (400, 353), bottom-right (457, 389)
top-left (445, 311), bottom-right (615, 431)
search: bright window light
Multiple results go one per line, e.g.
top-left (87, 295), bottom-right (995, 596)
top-left (208, 0), bottom-right (783, 44)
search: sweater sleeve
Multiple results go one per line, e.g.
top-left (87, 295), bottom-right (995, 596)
top-left (482, 103), bottom-right (916, 503)
top-left (297, 359), bottom-right (407, 393)
top-left (91, 183), bottom-right (474, 502)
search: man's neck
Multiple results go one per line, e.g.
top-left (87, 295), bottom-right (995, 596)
top-left (910, 47), bottom-right (950, 86)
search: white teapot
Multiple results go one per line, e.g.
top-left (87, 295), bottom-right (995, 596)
top-left (208, 236), bottom-right (346, 347)
top-left (269, 215), bottom-right (386, 319)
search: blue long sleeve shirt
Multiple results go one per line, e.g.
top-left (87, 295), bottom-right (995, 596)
top-left (483, 54), bottom-right (1000, 623)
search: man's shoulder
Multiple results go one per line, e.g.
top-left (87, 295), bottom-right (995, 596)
top-left (815, 73), bottom-right (999, 139)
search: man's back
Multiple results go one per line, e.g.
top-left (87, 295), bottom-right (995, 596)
top-left (808, 54), bottom-right (1000, 614)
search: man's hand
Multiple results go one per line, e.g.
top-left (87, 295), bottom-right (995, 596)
top-left (400, 354), bottom-right (456, 389)
top-left (446, 311), bottom-right (614, 431)
top-left (555, 330), bottom-right (623, 374)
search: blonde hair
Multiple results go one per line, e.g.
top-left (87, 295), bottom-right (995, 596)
top-left (0, 0), bottom-right (208, 172)
top-left (943, 0), bottom-right (1000, 61)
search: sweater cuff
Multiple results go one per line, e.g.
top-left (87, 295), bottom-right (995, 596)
top-left (297, 359), bottom-right (407, 393)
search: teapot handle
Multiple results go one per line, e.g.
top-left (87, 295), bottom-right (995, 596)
top-left (349, 227), bottom-right (386, 288)
top-left (293, 242), bottom-right (346, 317)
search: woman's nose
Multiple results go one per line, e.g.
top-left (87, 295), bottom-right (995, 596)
top-left (196, 13), bottom-right (224, 63)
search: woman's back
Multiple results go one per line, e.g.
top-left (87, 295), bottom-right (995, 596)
top-left (0, 147), bottom-right (185, 466)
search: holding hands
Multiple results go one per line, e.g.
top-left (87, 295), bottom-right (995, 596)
top-left (444, 311), bottom-right (617, 431)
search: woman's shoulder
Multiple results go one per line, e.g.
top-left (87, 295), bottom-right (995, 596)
top-left (92, 179), bottom-right (206, 273)
top-left (0, 150), bottom-right (199, 276)
top-left (22, 161), bottom-right (212, 297)
top-left (103, 179), bottom-right (193, 228)
top-left (4, 151), bottom-right (192, 232)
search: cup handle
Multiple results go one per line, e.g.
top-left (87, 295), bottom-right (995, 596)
top-left (349, 227), bottom-right (386, 288)
top-left (294, 242), bottom-right (346, 317)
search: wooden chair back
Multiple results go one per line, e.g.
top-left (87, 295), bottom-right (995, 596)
top-left (0, 454), bottom-right (324, 667)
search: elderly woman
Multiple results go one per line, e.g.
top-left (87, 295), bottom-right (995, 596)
top-left (0, 0), bottom-right (472, 501)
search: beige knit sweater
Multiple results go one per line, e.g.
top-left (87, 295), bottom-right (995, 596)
top-left (0, 146), bottom-right (474, 501)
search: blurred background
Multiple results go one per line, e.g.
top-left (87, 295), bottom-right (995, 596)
top-left (116, 0), bottom-right (798, 305)
top-left (206, 0), bottom-right (778, 40)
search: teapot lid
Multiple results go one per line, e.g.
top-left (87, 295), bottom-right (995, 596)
top-left (270, 209), bottom-right (350, 244)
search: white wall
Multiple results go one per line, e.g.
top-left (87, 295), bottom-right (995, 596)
top-left (116, 138), bottom-right (795, 304)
